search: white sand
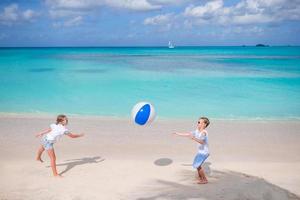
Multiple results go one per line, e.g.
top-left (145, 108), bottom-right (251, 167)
top-left (0, 114), bottom-right (299, 200)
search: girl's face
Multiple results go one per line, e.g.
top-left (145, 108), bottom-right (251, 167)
top-left (197, 119), bottom-right (206, 129)
top-left (61, 118), bottom-right (68, 126)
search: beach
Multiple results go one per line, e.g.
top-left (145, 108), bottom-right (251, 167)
top-left (0, 114), bottom-right (299, 200)
top-left (1, 0), bottom-right (300, 198)
top-left (1, 46), bottom-right (299, 200)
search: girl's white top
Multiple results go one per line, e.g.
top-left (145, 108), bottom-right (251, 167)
top-left (192, 129), bottom-right (209, 155)
top-left (45, 123), bottom-right (70, 143)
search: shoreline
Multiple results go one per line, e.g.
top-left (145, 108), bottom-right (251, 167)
top-left (1, 112), bottom-right (300, 122)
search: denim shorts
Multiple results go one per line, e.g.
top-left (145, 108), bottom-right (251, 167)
top-left (193, 153), bottom-right (209, 169)
top-left (41, 136), bottom-right (54, 150)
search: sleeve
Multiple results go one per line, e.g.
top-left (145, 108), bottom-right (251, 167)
top-left (201, 132), bottom-right (208, 143)
top-left (64, 128), bottom-right (71, 135)
top-left (191, 130), bottom-right (196, 137)
top-left (50, 124), bottom-right (55, 129)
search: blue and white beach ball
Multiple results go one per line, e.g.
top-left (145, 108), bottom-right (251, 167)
top-left (131, 102), bottom-right (156, 125)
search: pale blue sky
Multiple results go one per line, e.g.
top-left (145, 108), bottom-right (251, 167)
top-left (0, 0), bottom-right (300, 46)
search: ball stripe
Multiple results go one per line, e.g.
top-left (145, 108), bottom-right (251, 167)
top-left (134, 104), bottom-right (151, 125)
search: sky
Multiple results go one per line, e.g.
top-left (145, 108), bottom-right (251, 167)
top-left (0, 0), bottom-right (300, 47)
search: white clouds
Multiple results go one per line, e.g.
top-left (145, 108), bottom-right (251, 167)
top-left (183, 0), bottom-right (300, 26)
top-left (44, 0), bottom-right (192, 14)
top-left (49, 9), bottom-right (85, 19)
top-left (184, 0), bottom-right (223, 19)
top-left (53, 15), bottom-right (83, 27)
top-left (46, 0), bottom-right (99, 26)
top-left (143, 13), bottom-right (177, 32)
top-left (46, 0), bottom-right (103, 9)
top-left (228, 26), bottom-right (264, 35)
top-left (0, 4), bottom-right (38, 25)
top-left (149, 0), bottom-right (192, 5)
top-left (64, 16), bottom-right (82, 26)
top-left (47, 0), bottom-right (162, 28)
top-left (23, 9), bottom-right (37, 21)
top-left (232, 13), bottom-right (274, 25)
top-left (0, 4), bottom-right (19, 22)
top-left (144, 13), bottom-right (173, 25)
top-left (107, 0), bottom-right (161, 11)
top-left (142, 0), bottom-right (300, 38)
top-left (46, 0), bottom-right (90, 28)
top-left (46, 0), bottom-right (161, 11)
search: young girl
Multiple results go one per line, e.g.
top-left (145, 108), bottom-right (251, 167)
top-left (174, 117), bottom-right (210, 184)
top-left (35, 114), bottom-right (84, 177)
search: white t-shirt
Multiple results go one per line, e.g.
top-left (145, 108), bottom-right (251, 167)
top-left (192, 129), bottom-right (209, 155)
top-left (45, 123), bottom-right (70, 143)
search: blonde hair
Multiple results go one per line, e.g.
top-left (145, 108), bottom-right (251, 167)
top-left (56, 114), bottom-right (68, 125)
top-left (200, 116), bottom-right (210, 128)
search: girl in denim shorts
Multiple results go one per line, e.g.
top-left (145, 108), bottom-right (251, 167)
top-left (35, 114), bottom-right (84, 177)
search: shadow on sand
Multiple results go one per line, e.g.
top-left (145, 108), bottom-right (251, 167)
top-left (154, 158), bottom-right (173, 166)
top-left (47, 156), bottom-right (105, 175)
top-left (131, 162), bottom-right (300, 200)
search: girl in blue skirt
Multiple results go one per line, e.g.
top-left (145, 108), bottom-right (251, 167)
top-left (174, 117), bottom-right (210, 184)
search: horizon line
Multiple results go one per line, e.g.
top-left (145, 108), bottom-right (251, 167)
top-left (0, 45), bottom-right (299, 48)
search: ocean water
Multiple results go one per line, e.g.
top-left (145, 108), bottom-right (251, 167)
top-left (0, 46), bottom-right (299, 120)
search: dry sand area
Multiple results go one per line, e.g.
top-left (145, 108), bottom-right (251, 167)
top-left (0, 114), bottom-right (300, 200)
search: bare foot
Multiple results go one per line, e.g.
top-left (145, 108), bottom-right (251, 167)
top-left (197, 180), bottom-right (208, 184)
top-left (36, 157), bottom-right (43, 163)
top-left (53, 174), bottom-right (63, 178)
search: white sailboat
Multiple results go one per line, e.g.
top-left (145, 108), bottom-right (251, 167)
top-left (168, 41), bottom-right (175, 49)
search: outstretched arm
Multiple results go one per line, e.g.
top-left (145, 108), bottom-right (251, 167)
top-left (189, 135), bottom-right (205, 144)
top-left (173, 132), bottom-right (192, 137)
top-left (67, 132), bottom-right (84, 138)
top-left (35, 128), bottom-right (51, 137)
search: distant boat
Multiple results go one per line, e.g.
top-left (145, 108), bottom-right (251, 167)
top-left (168, 41), bottom-right (175, 49)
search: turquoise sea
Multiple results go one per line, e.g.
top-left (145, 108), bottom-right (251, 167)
top-left (0, 46), bottom-right (299, 119)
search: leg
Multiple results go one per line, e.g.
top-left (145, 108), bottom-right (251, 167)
top-left (197, 166), bottom-right (204, 181)
top-left (197, 167), bottom-right (208, 184)
top-left (47, 148), bottom-right (61, 177)
top-left (36, 145), bottom-right (45, 162)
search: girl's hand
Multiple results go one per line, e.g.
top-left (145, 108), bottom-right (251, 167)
top-left (35, 128), bottom-right (51, 138)
top-left (188, 134), bottom-right (195, 140)
top-left (35, 133), bottom-right (42, 138)
top-left (173, 132), bottom-right (184, 136)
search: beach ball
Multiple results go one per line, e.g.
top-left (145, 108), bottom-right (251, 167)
top-left (131, 102), bottom-right (156, 125)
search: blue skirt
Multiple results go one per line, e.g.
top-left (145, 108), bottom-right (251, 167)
top-left (192, 153), bottom-right (209, 169)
